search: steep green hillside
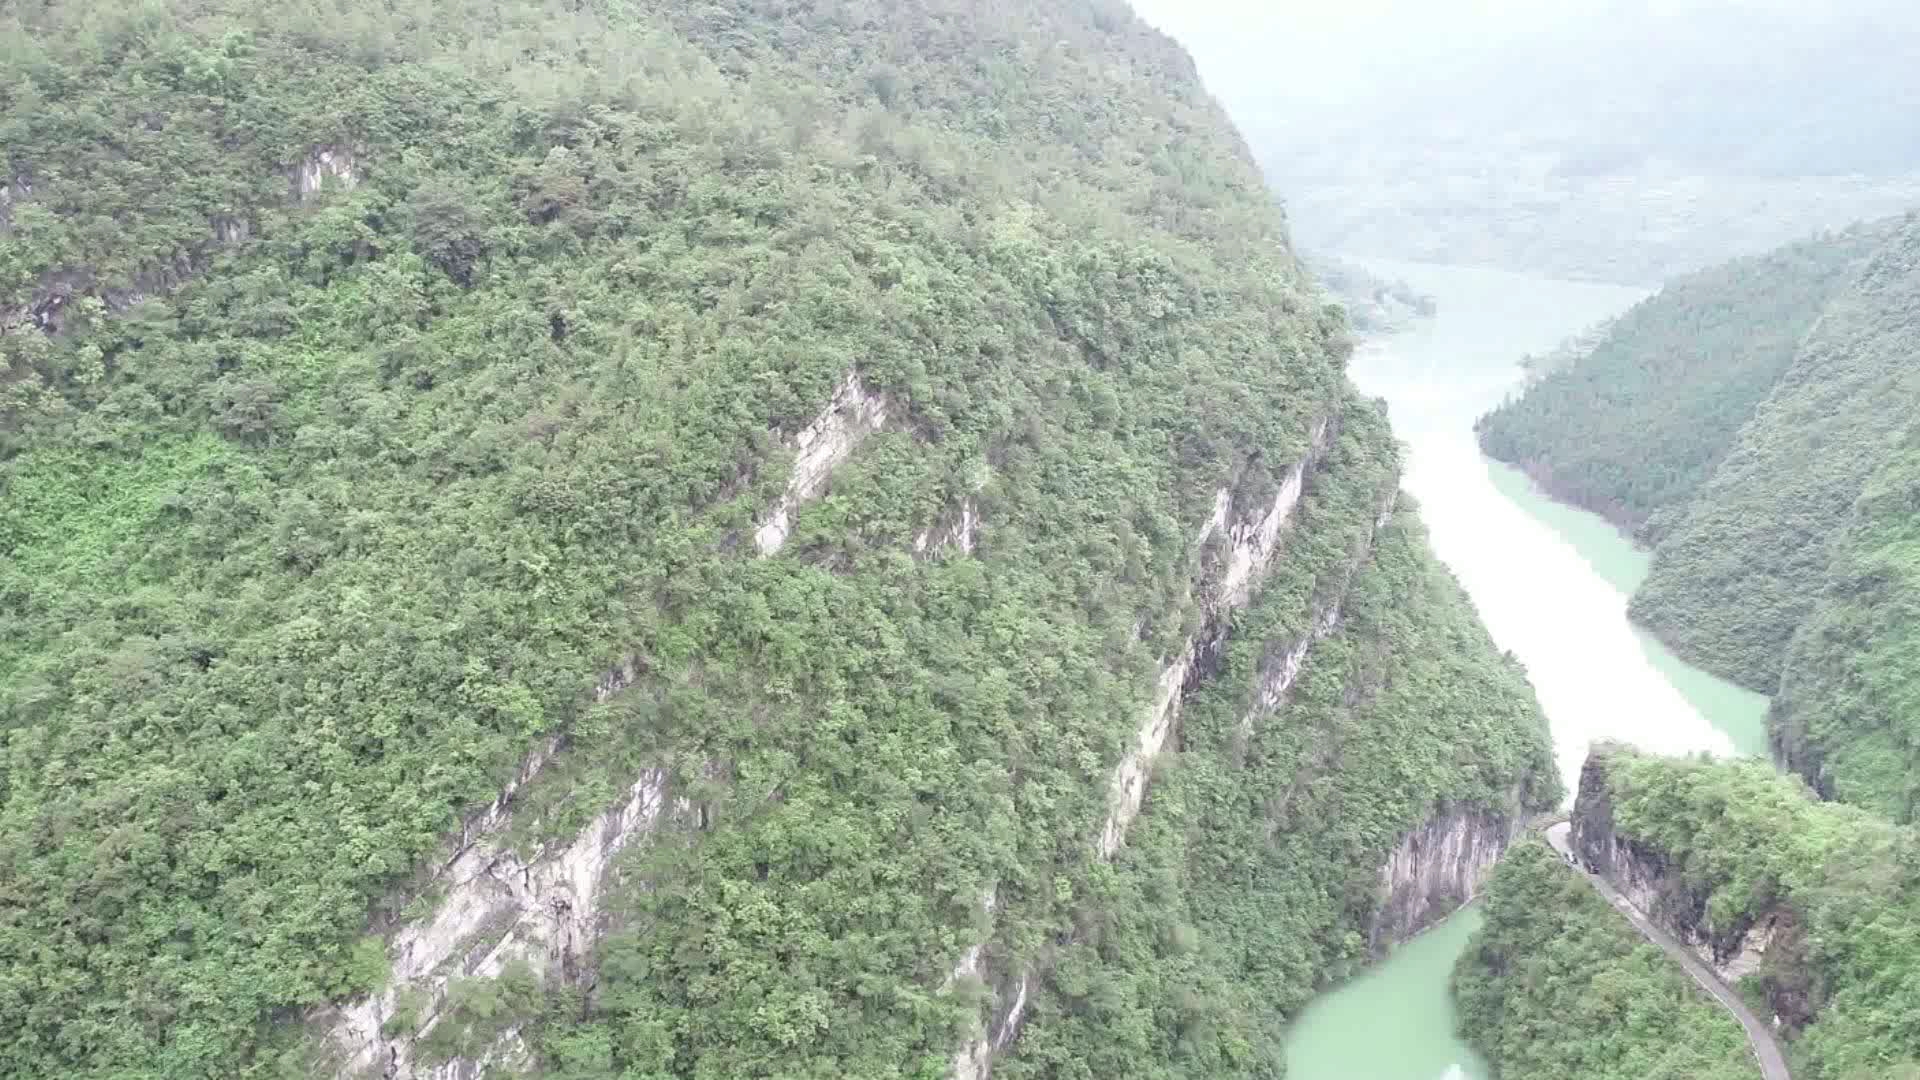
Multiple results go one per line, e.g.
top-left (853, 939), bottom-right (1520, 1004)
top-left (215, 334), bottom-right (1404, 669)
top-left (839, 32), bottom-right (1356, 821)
top-left (993, 408), bottom-right (1558, 1079)
top-left (1476, 223), bottom-right (1888, 541)
top-left (1771, 425), bottom-right (1920, 821)
top-left (1577, 750), bottom-right (1920, 1080)
top-left (1631, 215), bottom-right (1920, 690)
top-left (1452, 839), bottom-right (1757, 1080)
top-left (0, 2), bottom-right (1554, 1078)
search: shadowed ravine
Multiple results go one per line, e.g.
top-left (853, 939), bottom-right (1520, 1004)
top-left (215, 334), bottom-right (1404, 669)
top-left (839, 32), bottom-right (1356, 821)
top-left (1283, 261), bottom-right (1769, 1080)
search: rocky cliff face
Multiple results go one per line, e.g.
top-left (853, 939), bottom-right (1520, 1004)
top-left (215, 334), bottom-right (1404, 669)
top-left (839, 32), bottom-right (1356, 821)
top-left (951, 412), bottom-right (1346, 1080)
top-left (293, 146), bottom-right (360, 201)
top-left (1097, 415), bottom-right (1336, 859)
top-left (753, 373), bottom-right (892, 555)
top-left (323, 375), bottom-right (889, 1078)
top-left (318, 700), bottom-right (688, 1078)
top-left (1368, 799), bottom-right (1527, 952)
top-left (1570, 751), bottom-right (1814, 1029)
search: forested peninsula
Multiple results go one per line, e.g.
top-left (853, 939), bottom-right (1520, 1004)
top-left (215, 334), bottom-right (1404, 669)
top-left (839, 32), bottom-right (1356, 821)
top-left (0, 2), bottom-right (1558, 1078)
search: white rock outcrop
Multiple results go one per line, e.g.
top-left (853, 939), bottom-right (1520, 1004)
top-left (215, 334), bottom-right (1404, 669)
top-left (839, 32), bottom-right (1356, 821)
top-left (754, 373), bottom-right (891, 554)
top-left (294, 147), bottom-right (359, 202)
top-left (1368, 801), bottom-right (1525, 950)
top-left (1236, 490), bottom-right (1394, 744)
top-left (1097, 418), bottom-right (1330, 858)
top-left (323, 371), bottom-right (886, 1077)
top-left (320, 657), bottom-right (660, 1079)
top-left (914, 497), bottom-right (979, 557)
top-left (323, 767), bottom-right (677, 1078)
top-left (954, 416), bottom-right (1345, 1078)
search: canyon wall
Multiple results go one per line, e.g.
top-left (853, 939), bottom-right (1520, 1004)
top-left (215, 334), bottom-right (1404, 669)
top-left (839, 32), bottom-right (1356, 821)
top-left (1570, 751), bottom-right (1812, 1029)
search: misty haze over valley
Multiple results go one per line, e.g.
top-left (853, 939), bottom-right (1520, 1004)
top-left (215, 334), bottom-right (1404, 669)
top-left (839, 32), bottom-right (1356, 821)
top-left (1135, 0), bottom-right (1920, 281)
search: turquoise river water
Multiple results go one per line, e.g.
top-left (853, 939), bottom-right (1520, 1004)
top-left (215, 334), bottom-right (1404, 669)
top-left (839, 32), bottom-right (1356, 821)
top-left (1282, 260), bottom-right (1769, 1079)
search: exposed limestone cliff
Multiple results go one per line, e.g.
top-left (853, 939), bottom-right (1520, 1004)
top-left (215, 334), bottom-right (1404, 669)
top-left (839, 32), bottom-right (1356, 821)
top-left (954, 413), bottom-right (1396, 1079)
top-left (318, 657), bottom-right (671, 1078)
top-left (754, 373), bottom-right (892, 554)
top-left (1098, 416), bottom-right (1335, 860)
top-left (915, 496), bottom-right (980, 558)
top-left (324, 378), bottom-right (881, 1078)
top-left (294, 146), bottom-right (360, 202)
top-left (1570, 751), bottom-right (1810, 1028)
top-left (1368, 799), bottom-right (1526, 951)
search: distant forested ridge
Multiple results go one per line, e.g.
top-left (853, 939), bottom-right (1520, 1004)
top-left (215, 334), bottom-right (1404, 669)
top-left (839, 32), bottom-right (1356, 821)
top-left (1477, 213), bottom-right (1920, 821)
top-left (1452, 838), bottom-right (1758, 1080)
top-left (1477, 221), bottom-right (1892, 542)
top-left (0, 2), bottom-right (1555, 1077)
top-left (1630, 217), bottom-right (1920, 691)
top-left (1563, 749), bottom-right (1920, 1080)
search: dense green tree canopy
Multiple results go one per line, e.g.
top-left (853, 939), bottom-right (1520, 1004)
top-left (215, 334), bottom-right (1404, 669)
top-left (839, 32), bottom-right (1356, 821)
top-left (1630, 215), bottom-right (1920, 691)
top-left (1453, 838), bottom-right (1758, 1080)
top-left (1476, 222), bottom-right (1889, 542)
top-left (0, 1), bottom-right (1557, 1078)
top-left (1771, 422), bottom-right (1920, 821)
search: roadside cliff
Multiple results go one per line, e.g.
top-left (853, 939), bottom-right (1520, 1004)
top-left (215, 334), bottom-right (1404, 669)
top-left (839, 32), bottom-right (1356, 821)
top-left (1369, 798), bottom-right (1530, 952)
top-left (1566, 747), bottom-right (1920, 1079)
top-left (1452, 837), bottom-right (1761, 1080)
top-left (1570, 750), bottom-right (1811, 1029)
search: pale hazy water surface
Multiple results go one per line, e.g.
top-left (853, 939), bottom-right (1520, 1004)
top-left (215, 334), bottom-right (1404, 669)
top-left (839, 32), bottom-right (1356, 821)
top-left (1283, 260), bottom-right (1768, 1079)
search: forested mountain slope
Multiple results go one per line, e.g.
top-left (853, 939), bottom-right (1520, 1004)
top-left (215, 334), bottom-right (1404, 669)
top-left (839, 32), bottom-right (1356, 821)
top-left (1476, 222), bottom-right (1891, 542)
top-left (997, 411), bottom-right (1559, 1079)
top-left (1452, 838), bottom-right (1758, 1080)
top-left (1630, 215), bottom-right (1920, 691)
top-left (1564, 749), bottom-right (1920, 1080)
top-left (1771, 425), bottom-right (1920, 822)
top-left (0, 2), bottom-right (1556, 1078)
top-left (1477, 212), bottom-right (1920, 817)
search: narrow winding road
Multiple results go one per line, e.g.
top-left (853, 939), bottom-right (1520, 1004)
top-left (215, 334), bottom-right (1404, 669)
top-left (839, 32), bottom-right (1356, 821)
top-left (1544, 823), bottom-right (1792, 1080)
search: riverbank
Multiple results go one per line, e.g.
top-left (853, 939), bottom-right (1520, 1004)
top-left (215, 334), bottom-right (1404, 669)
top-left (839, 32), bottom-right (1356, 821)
top-left (1281, 260), bottom-right (1768, 1079)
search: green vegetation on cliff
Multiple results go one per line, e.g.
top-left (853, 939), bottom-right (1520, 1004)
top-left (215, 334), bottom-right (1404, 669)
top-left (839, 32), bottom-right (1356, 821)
top-left (0, 2), bottom-right (1554, 1078)
top-left (1452, 838), bottom-right (1757, 1080)
top-left (1771, 424), bottom-right (1920, 822)
top-left (1476, 222), bottom-right (1887, 542)
top-left (992, 402), bottom-right (1558, 1080)
top-left (1587, 751), bottom-right (1920, 1080)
